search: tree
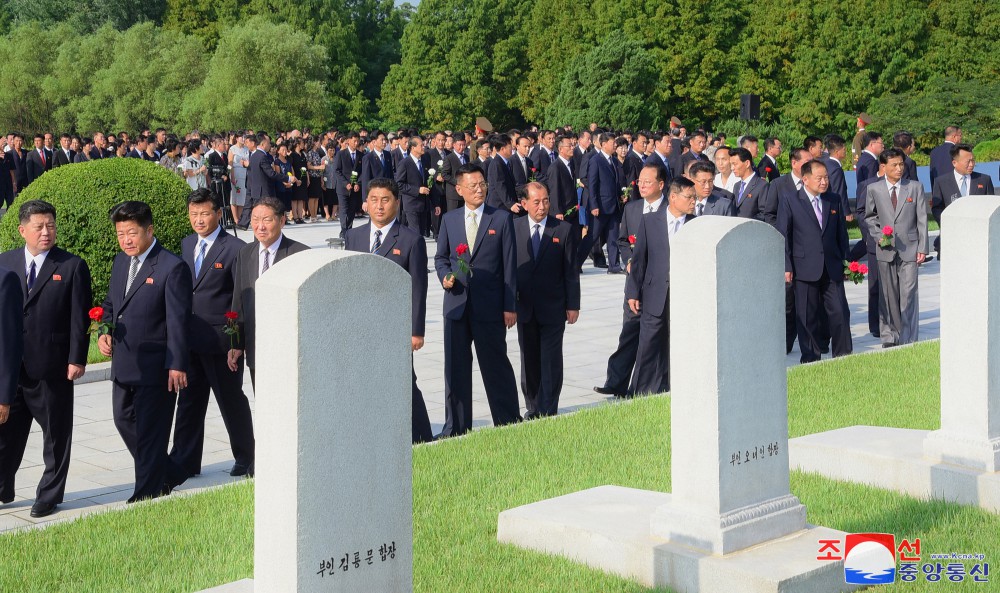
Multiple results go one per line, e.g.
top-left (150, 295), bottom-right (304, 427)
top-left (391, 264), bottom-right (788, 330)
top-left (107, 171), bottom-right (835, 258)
top-left (8, 0), bottom-right (165, 32)
top-left (0, 23), bottom-right (65, 132)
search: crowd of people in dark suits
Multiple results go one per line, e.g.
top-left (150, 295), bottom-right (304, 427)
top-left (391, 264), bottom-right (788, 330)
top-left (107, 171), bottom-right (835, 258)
top-left (0, 117), bottom-right (994, 519)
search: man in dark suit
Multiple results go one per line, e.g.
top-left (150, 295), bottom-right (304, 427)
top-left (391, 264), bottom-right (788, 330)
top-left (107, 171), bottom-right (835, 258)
top-left (442, 136), bottom-right (469, 213)
top-left (755, 137), bottom-right (782, 182)
top-left (730, 147), bottom-right (767, 220)
top-left (929, 125), bottom-right (962, 187)
top-left (334, 132), bottom-right (363, 238)
top-left (52, 134), bottom-right (75, 168)
top-left (680, 130), bottom-right (709, 173)
top-left (578, 132), bottom-right (624, 273)
top-left (514, 183), bottom-right (580, 418)
top-left (648, 132), bottom-right (674, 181)
top-left (623, 131), bottom-right (648, 202)
top-left (127, 135), bottom-right (149, 159)
top-left (42, 133), bottom-right (54, 171)
top-left (8, 134), bottom-right (27, 196)
top-left (776, 160), bottom-right (852, 364)
top-left (546, 135), bottom-right (578, 221)
top-left (97, 201), bottom-right (191, 503)
top-left (486, 134), bottom-right (521, 213)
top-left (931, 143), bottom-right (995, 258)
top-left (893, 131), bottom-right (919, 182)
top-left (0, 268), bottom-right (24, 496)
top-left (690, 161), bottom-right (735, 217)
top-left (229, 197), bottom-right (309, 386)
top-left (396, 137), bottom-right (438, 235)
top-left (572, 130), bottom-right (594, 174)
top-left (25, 134), bottom-right (47, 187)
top-left (434, 164), bottom-right (521, 436)
top-left (595, 163), bottom-right (666, 398)
top-left (855, 132), bottom-right (883, 183)
top-left (528, 130), bottom-right (556, 183)
top-left (169, 189), bottom-right (255, 479)
top-left (360, 132), bottom-right (394, 207)
top-left (391, 130), bottom-right (410, 170)
top-left (0, 201), bottom-right (90, 517)
top-left (625, 177), bottom-right (696, 395)
top-left (511, 135), bottom-right (535, 191)
top-left (345, 178), bottom-right (434, 443)
top-left (239, 133), bottom-right (285, 229)
top-left (821, 135), bottom-right (852, 219)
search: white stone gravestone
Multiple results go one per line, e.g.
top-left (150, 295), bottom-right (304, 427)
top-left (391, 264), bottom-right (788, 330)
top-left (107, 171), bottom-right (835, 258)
top-left (790, 195), bottom-right (1000, 513)
top-left (497, 217), bottom-right (854, 593)
top-left (201, 249), bottom-right (414, 592)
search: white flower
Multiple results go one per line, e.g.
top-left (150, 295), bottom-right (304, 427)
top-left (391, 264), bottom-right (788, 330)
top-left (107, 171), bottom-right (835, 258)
top-left (437, 160), bottom-right (443, 167)
top-left (621, 187), bottom-right (627, 192)
top-left (428, 168), bottom-right (437, 176)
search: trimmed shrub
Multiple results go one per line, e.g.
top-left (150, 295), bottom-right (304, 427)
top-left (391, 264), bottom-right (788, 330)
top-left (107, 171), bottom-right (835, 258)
top-left (0, 158), bottom-right (190, 304)
top-left (973, 140), bottom-right (1000, 163)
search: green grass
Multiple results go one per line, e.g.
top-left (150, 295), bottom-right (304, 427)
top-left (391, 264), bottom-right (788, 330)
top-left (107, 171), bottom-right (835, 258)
top-left (4, 341), bottom-right (996, 592)
top-left (87, 335), bottom-right (110, 365)
top-left (846, 219), bottom-right (940, 241)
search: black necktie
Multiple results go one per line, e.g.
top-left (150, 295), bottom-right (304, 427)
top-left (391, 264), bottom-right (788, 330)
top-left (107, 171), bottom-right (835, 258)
top-left (696, 202), bottom-right (704, 217)
top-left (531, 223), bottom-right (541, 258)
top-left (372, 229), bottom-right (382, 254)
top-left (27, 260), bottom-right (36, 290)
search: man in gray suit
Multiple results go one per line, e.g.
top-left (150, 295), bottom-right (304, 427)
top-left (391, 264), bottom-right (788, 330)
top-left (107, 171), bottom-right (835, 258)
top-left (689, 161), bottom-right (735, 216)
top-left (864, 148), bottom-right (928, 347)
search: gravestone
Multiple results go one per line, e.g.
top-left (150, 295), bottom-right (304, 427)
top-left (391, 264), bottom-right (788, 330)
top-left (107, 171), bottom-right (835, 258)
top-left (790, 196), bottom-right (1000, 512)
top-left (201, 249), bottom-right (414, 592)
top-left (498, 217), bottom-right (854, 593)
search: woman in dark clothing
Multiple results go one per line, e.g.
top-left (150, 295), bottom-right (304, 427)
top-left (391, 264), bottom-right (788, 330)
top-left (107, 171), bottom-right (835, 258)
top-left (289, 139), bottom-right (309, 224)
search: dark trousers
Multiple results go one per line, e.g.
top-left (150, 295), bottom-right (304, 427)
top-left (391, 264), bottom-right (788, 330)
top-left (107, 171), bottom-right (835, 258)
top-left (0, 371), bottom-right (73, 504)
top-left (112, 380), bottom-right (187, 501)
top-left (630, 303), bottom-right (670, 395)
top-left (785, 282), bottom-right (797, 354)
top-left (411, 363), bottom-right (433, 444)
top-left (866, 249), bottom-right (881, 336)
top-left (516, 317), bottom-right (566, 417)
top-left (577, 210), bottom-right (620, 268)
top-left (793, 270), bottom-right (852, 363)
top-left (338, 192), bottom-right (355, 235)
top-left (403, 207), bottom-right (426, 236)
top-left (441, 312), bottom-right (521, 436)
top-left (170, 351), bottom-right (255, 476)
top-left (603, 302), bottom-right (640, 393)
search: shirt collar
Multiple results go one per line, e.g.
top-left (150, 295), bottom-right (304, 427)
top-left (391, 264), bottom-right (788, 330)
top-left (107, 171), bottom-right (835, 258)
top-left (646, 196), bottom-right (664, 212)
top-left (24, 247), bottom-right (50, 273)
top-left (791, 173), bottom-right (802, 188)
top-left (528, 216), bottom-right (546, 234)
top-left (135, 238), bottom-right (157, 265)
top-left (371, 219), bottom-right (395, 245)
top-left (196, 225), bottom-right (223, 251)
top-left (260, 236), bottom-right (282, 257)
top-left (465, 204), bottom-right (485, 220)
top-left (884, 178), bottom-right (899, 193)
top-left (954, 169), bottom-right (970, 186)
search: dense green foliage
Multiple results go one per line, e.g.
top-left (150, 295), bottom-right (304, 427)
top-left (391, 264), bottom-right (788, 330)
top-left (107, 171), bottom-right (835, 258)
top-left (0, 159), bottom-right (190, 304)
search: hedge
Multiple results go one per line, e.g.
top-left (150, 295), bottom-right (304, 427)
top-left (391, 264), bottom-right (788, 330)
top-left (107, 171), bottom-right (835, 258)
top-left (0, 158), bottom-right (191, 304)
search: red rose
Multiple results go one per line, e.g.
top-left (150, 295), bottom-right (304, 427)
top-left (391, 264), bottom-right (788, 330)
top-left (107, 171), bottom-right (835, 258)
top-left (88, 307), bottom-right (103, 321)
top-left (530, 167), bottom-right (536, 173)
top-left (765, 167), bottom-right (772, 173)
top-left (858, 264), bottom-right (868, 274)
top-left (882, 225), bottom-right (893, 236)
top-left (224, 311), bottom-right (239, 321)
top-left (848, 261), bottom-right (860, 273)
top-left (456, 243), bottom-right (469, 256)
top-left (631, 180), bottom-right (637, 186)
top-left (628, 234), bottom-right (636, 244)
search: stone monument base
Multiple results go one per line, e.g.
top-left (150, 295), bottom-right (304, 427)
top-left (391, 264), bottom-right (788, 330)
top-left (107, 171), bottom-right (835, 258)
top-left (195, 579), bottom-right (253, 593)
top-left (497, 486), bottom-right (857, 593)
top-left (789, 426), bottom-right (1000, 513)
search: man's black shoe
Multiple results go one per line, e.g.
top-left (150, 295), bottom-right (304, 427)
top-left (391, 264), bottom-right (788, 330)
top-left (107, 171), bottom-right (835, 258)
top-left (230, 463), bottom-right (252, 477)
top-left (29, 502), bottom-right (57, 518)
top-left (594, 262), bottom-right (609, 269)
top-left (594, 385), bottom-right (624, 397)
top-left (0, 493), bottom-right (14, 505)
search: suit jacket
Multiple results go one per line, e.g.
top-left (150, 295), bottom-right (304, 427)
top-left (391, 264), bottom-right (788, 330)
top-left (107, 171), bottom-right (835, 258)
top-left (855, 151), bottom-right (879, 183)
top-left (929, 141), bottom-right (955, 187)
top-left (391, 146), bottom-right (408, 171)
top-left (182, 230), bottom-right (246, 355)
top-left (101, 242), bottom-right (191, 386)
top-left (43, 147), bottom-right (53, 170)
top-left (646, 151), bottom-right (674, 181)
top-left (442, 150), bottom-right (468, 205)
top-left (511, 153), bottom-right (534, 190)
top-left (514, 216), bottom-right (580, 323)
top-left (864, 178), bottom-right (929, 263)
top-left (0, 247), bottom-right (91, 382)
top-left (585, 151), bottom-right (620, 215)
top-left (230, 235), bottom-right (309, 368)
top-left (931, 171), bottom-right (996, 223)
top-left (334, 149), bottom-right (362, 199)
top-left (487, 155), bottom-right (518, 211)
top-left (903, 155), bottom-right (918, 182)
top-left (25, 149), bottom-right (46, 187)
top-left (127, 148), bottom-right (145, 159)
top-left (360, 149), bottom-right (394, 201)
top-left (546, 157), bottom-right (577, 215)
top-left (529, 146), bottom-right (555, 183)
top-left (576, 150), bottom-right (595, 210)
top-left (755, 154), bottom-right (780, 182)
top-left (668, 138), bottom-right (684, 179)
top-left (761, 173), bottom-right (799, 226)
top-left (625, 208), bottom-right (691, 317)
top-left (617, 198), bottom-right (651, 263)
top-left (345, 222), bottom-right (427, 336)
top-left (8, 149), bottom-right (26, 191)
top-left (396, 154), bottom-right (432, 213)
top-left (52, 148), bottom-right (75, 168)
top-left (434, 205), bottom-right (516, 321)
top-left (246, 149), bottom-right (283, 200)
top-left (733, 174), bottom-right (767, 221)
top-left (624, 151), bottom-right (645, 201)
top-left (0, 266), bottom-right (23, 405)
top-left (855, 174), bottom-right (882, 251)
top-left (776, 189), bottom-right (848, 282)
top-left (697, 192), bottom-right (736, 217)
top-left (823, 156), bottom-right (850, 215)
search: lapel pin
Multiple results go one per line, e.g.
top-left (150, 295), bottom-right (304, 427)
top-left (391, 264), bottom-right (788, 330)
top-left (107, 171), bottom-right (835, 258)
top-left (552, 237), bottom-right (560, 243)
top-left (906, 197), bottom-right (913, 203)
top-left (392, 248), bottom-right (401, 255)
top-left (145, 277), bottom-right (154, 285)
top-left (214, 262), bottom-right (224, 269)
top-left (488, 229), bottom-right (496, 235)
top-left (978, 184), bottom-right (984, 189)
top-left (831, 210), bottom-right (837, 215)
top-left (52, 274), bottom-right (62, 281)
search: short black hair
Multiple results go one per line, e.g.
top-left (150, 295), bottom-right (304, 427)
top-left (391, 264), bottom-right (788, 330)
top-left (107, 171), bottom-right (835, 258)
top-left (803, 135), bottom-right (823, 151)
top-left (18, 199), bottom-right (56, 223)
top-left (825, 134), bottom-right (846, 152)
top-left (668, 176), bottom-right (695, 196)
top-left (740, 135), bottom-right (758, 146)
top-left (800, 160), bottom-right (827, 177)
top-left (892, 131), bottom-right (914, 150)
top-left (367, 177), bottom-right (399, 199)
top-left (187, 187), bottom-right (221, 210)
top-left (641, 161), bottom-right (667, 183)
top-left (731, 147), bottom-right (754, 163)
top-left (252, 196), bottom-right (287, 218)
top-left (878, 147), bottom-right (904, 165)
top-left (488, 133), bottom-right (512, 151)
top-left (688, 160), bottom-right (716, 177)
top-left (789, 147), bottom-right (808, 163)
top-left (109, 200), bottom-right (154, 228)
top-left (455, 163), bottom-right (486, 182)
top-left (950, 143), bottom-right (974, 160)
top-left (862, 131), bottom-right (883, 149)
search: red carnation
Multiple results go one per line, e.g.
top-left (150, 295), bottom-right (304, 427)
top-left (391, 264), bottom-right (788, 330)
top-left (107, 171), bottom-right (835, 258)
top-left (89, 306), bottom-right (104, 321)
top-left (628, 234), bottom-right (636, 244)
top-left (878, 225), bottom-right (894, 249)
top-left (859, 264), bottom-right (868, 274)
top-left (765, 167), bottom-right (773, 173)
top-left (224, 311), bottom-right (239, 321)
top-left (452, 243), bottom-right (472, 278)
top-left (530, 167), bottom-right (536, 173)
top-left (456, 243), bottom-right (469, 256)
top-left (882, 225), bottom-right (893, 236)
top-left (848, 261), bottom-right (860, 273)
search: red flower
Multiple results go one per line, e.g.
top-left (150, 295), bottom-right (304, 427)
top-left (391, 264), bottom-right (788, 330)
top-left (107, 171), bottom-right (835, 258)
top-left (882, 225), bottom-right (893, 236)
top-left (88, 307), bottom-right (103, 321)
top-left (530, 167), bottom-right (536, 173)
top-left (631, 180), bottom-right (637, 186)
top-left (848, 261), bottom-right (860, 273)
top-left (224, 311), bottom-right (239, 321)
top-left (859, 264), bottom-right (868, 274)
top-left (628, 234), bottom-right (636, 244)
top-left (765, 167), bottom-right (773, 173)
top-left (456, 243), bottom-right (469, 256)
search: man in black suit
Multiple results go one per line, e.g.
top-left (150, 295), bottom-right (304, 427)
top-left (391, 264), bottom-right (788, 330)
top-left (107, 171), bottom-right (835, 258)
top-left (442, 136), bottom-right (469, 213)
top-left (170, 189), bottom-right (255, 480)
top-left (680, 130), bottom-right (709, 172)
top-left (546, 135), bottom-right (578, 222)
top-left (97, 201), bottom-right (191, 503)
top-left (777, 160), bottom-right (852, 364)
top-left (8, 134), bottom-right (27, 197)
top-left (25, 134), bottom-right (47, 187)
top-left (90, 132), bottom-right (111, 160)
top-left (755, 137), bottom-right (782, 182)
top-left (0, 269), bottom-right (24, 497)
top-left (127, 135), bottom-right (149, 159)
top-left (648, 132), bottom-right (674, 181)
top-left (434, 164), bottom-right (521, 436)
top-left (42, 133), bottom-right (54, 170)
top-left (52, 134), bottom-right (74, 168)
top-left (931, 143), bottom-right (996, 258)
top-left (730, 147), bottom-right (767, 220)
top-left (855, 132), bottom-right (883, 183)
top-left (626, 177), bottom-right (696, 395)
top-left (514, 183), bottom-right (580, 418)
top-left (0, 201), bottom-right (90, 517)
top-left (391, 130), bottom-right (410, 170)
top-left (572, 130), bottom-right (594, 174)
top-left (360, 131), bottom-right (394, 206)
top-left (228, 197), bottom-right (309, 387)
top-left (689, 161), bottom-right (736, 217)
top-left (396, 137), bottom-right (438, 235)
top-left (624, 131), bottom-right (648, 201)
top-left (334, 132), bottom-right (363, 238)
top-left (929, 125), bottom-right (962, 187)
top-left (426, 132), bottom-right (449, 237)
top-left (511, 135), bottom-right (535, 191)
top-left (239, 133), bottom-right (285, 229)
top-left (486, 134), bottom-right (521, 213)
top-left (345, 178), bottom-right (434, 443)
top-left (578, 132), bottom-right (624, 273)
top-left (595, 163), bottom-right (666, 398)
top-left (821, 135), bottom-right (852, 219)
top-left (528, 130), bottom-right (556, 183)
top-left (893, 131), bottom-right (919, 182)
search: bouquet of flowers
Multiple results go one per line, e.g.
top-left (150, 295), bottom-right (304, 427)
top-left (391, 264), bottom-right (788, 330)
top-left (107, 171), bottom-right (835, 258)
top-left (878, 225), bottom-right (894, 248)
top-left (223, 311), bottom-right (240, 349)
top-left (87, 307), bottom-right (113, 336)
top-left (427, 168), bottom-right (437, 188)
top-left (843, 260), bottom-right (868, 285)
top-left (350, 171), bottom-right (358, 184)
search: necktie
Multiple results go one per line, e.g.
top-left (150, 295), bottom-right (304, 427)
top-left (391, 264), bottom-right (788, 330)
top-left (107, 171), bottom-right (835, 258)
top-left (467, 212), bottom-right (479, 250)
top-left (261, 249), bottom-right (270, 275)
top-left (960, 176), bottom-right (968, 196)
top-left (646, 204), bottom-right (653, 214)
top-left (812, 196), bottom-right (823, 227)
top-left (669, 219), bottom-right (681, 240)
top-left (371, 229), bottom-right (382, 254)
top-left (27, 260), bottom-right (36, 290)
top-left (194, 239), bottom-right (207, 277)
top-left (531, 223), bottom-right (541, 258)
top-left (696, 202), bottom-right (704, 217)
top-left (40, 149), bottom-right (46, 167)
top-left (459, 154), bottom-right (466, 165)
top-left (736, 180), bottom-right (746, 204)
top-left (550, 151), bottom-right (556, 163)
top-left (890, 185), bottom-right (898, 209)
top-left (796, 181), bottom-right (802, 191)
top-left (125, 256), bottom-right (139, 295)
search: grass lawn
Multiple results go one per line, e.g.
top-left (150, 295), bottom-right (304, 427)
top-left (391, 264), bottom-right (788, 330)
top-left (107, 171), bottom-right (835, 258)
top-left (88, 334), bottom-right (110, 365)
top-left (4, 341), bottom-right (996, 593)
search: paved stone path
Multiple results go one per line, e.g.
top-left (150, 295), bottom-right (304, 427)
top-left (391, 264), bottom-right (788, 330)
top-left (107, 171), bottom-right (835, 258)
top-left (0, 217), bottom-right (942, 532)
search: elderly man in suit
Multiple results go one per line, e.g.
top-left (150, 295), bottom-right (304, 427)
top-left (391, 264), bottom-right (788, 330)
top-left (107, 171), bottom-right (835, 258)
top-left (346, 178), bottom-right (434, 443)
top-left (97, 201), bottom-right (191, 503)
top-left (776, 160), bottom-right (852, 364)
top-left (434, 163), bottom-right (521, 436)
top-left (689, 161), bottom-right (735, 217)
top-left (626, 177), bottom-right (697, 396)
top-left (170, 189), bottom-right (254, 479)
top-left (929, 125), bottom-right (962, 186)
top-left (442, 136), bottom-right (469, 213)
top-left (396, 137), bottom-right (438, 236)
top-left (730, 147), bottom-right (767, 220)
top-left (855, 132), bottom-right (883, 183)
top-left (930, 143), bottom-right (995, 259)
top-left (0, 201), bottom-right (89, 518)
top-left (865, 148), bottom-right (929, 347)
top-left (228, 197), bottom-right (309, 386)
top-left (513, 183), bottom-right (580, 419)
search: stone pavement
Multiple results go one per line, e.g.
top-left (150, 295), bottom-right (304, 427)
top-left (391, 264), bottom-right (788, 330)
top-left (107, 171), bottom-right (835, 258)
top-left (0, 216), bottom-right (942, 533)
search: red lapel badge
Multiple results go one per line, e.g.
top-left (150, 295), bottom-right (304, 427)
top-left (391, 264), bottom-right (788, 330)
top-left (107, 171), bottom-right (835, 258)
top-left (392, 248), bottom-right (401, 255)
top-left (52, 274), bottom-right (62, 281)
top-left (552, 237), bottom-right (560, 243)
top-left (488, 229), bottom-right (496, 235)
top-left (907, 197), bottom-right (913, 203)
top-left (214, 262), bottom-right (223, 269)
top-left (145, 277), bottom-right (154, 285)
top-left (831, 210), bottom-right (837, 215)
top-left (978, 184), bottom-right (984, 189)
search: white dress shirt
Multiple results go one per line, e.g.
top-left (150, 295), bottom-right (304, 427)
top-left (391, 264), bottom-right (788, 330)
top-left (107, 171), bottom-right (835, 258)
top-left (259, 236), bottom-right (282, 277)
top-left (193, 225), bottom-right (222, 261)
top-left (24, 248), bottom-right (50, 281)
top-left (954, 170), bottom-right (971, 196)
top-left (370, 219), bottom-right (395, 253)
